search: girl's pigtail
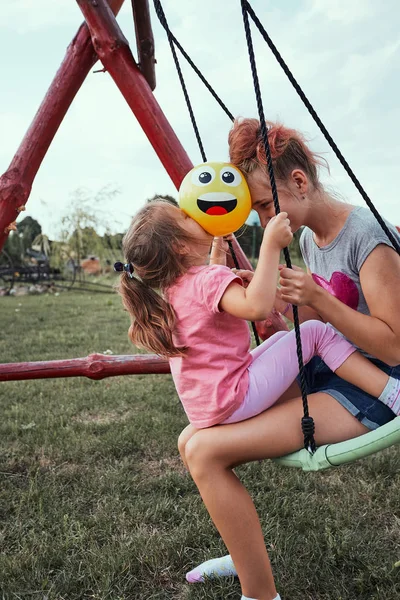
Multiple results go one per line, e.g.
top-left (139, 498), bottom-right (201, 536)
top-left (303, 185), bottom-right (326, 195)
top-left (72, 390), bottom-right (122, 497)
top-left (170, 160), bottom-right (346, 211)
top-left (119, 272), bottom-right (186, 358)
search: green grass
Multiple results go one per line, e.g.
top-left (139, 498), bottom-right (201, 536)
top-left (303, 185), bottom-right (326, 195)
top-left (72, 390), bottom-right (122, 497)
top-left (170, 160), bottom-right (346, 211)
top-left (0, 291), bottom-right (399, 600)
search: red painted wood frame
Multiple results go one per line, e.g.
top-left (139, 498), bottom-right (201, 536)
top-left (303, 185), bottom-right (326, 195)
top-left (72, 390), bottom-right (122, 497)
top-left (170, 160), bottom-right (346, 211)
top-left (0, 0), bottom-right (288, 381)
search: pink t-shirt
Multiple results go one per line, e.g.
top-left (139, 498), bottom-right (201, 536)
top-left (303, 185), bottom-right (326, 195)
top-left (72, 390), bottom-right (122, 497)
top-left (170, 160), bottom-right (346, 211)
top-left (166, 264), bottom-right (252, 428)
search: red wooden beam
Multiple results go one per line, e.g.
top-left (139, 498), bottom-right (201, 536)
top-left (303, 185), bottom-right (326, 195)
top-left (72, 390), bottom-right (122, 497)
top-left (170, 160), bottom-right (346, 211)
top-left (76, 0), bottom-right (192, 189)
top-left (0, 0), bottom-right (126, 252)
top-left (0, 1), bottom-right (285, 382)
top-left (0, 353), bottom-right (169, 382)
top-left (131, 0), bottom-right (156, 91)
top-left (75, 0), bottom-right (270, 305)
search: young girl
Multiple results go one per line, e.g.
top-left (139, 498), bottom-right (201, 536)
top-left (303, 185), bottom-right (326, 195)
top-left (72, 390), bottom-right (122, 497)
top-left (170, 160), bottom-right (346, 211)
top-left (117, 200), bottom-right (400, 439)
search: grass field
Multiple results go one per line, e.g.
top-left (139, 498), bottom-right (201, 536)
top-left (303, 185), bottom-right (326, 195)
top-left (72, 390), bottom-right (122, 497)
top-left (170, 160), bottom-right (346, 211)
top-left (0, 290), bottom-right (399, 600)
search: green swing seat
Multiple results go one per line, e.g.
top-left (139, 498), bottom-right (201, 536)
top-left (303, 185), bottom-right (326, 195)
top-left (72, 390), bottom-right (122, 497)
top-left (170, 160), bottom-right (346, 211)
top-left (274, 416), bottom-right (400, 471)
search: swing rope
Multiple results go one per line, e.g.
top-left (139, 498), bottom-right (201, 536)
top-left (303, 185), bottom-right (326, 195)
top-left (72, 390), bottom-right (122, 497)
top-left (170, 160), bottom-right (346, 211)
top-left (154, 0), bottom-right (400, 255)
top-left (153, 0), bottom-right (207, 162)
top-left (153, 0), bottom-right (261, 347)
top-left (153, 0), bottom-right (399, 454)
top-left (240, 0), bottom-right (315, 453)
top-left (243, 0), bottom-right (400, 256)
top-left (227, 239), bottom-right (261, 346)
top-left (153, 0), bottom-right (234, 121)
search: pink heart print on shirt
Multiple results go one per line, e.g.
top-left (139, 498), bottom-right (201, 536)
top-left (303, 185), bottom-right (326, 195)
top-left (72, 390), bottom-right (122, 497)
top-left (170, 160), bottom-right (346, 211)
top-left (312, 272), bottom-right (359, 310)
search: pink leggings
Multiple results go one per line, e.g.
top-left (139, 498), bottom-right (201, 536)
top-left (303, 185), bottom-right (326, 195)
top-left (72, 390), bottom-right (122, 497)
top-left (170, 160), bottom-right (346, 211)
top-left (222, 320), bottom-right (356, 424)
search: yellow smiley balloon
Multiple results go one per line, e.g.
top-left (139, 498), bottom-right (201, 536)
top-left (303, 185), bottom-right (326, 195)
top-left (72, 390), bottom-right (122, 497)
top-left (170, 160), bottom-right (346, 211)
top-left (179, 162), bottom-right (252, 236)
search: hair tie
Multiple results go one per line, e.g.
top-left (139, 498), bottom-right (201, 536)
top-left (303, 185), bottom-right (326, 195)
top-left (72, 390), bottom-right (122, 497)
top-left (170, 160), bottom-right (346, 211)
top-left (114, 261), bottom-right (134, 278)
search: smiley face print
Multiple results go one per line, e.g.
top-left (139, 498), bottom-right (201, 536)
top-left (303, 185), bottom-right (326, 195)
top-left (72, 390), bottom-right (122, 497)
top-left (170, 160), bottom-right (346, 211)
top-left (178, 162), bottom-right (252, 236)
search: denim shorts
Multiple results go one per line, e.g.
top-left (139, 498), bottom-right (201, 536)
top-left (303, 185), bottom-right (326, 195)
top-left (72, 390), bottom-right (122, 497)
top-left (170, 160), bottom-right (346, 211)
top-left (299, 356), bottom-right (399, 430)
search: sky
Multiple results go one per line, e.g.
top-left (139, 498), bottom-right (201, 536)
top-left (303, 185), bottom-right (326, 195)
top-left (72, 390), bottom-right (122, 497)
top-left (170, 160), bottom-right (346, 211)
top-left (1, 0), bottom-right (399, 238)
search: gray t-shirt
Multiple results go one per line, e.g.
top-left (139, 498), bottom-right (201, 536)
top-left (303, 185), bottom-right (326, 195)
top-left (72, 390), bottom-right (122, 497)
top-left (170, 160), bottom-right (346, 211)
top-left (300, 206), bottom-right (400, 355)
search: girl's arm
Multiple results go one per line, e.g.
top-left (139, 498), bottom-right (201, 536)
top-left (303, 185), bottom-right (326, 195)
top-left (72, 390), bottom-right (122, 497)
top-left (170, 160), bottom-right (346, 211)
top-left (219, 213), bottom-right (292, 321)
top-left (280, 244), bottom-right (400, 365)
top-left (234, 268), bottom-right (324, 323)
top-left (209, 236), bottom-right (229, 266)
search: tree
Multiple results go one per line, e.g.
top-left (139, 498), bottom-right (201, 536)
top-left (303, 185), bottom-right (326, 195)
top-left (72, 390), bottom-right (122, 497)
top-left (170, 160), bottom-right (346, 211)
top-left (103, 232), bottom-right (124, 253)
top-left (18, 216), bottom-right (42, 249)
top-left (232, 224), bottom-right (304, 266)
top-left (18, 216), bottom-right (42, 238)
top-left (32, 233), bottom-right (51, 258)
top-left (69, 226), bottom-right (102, 260)
top-left (3, 231), bottom-right (23, 264)
top-left (58, 185), bottom-right (121, 266)
top-left (3, 216), bottom-right (43, 264)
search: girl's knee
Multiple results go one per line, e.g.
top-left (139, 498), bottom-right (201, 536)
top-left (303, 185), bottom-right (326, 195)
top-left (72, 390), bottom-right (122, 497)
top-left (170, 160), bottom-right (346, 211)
top-left (185, 431), bottom-right (222, 480)
top-left (301, 319), bottom-right (329, 344)
top-left (177, 424), bottom-right (198, 468)
top-left (185, 435), bottom-right (206, 478)
top-left (177, 428), bottom-right (188, 457)
top-left (301, 319), bottom-right (325, 333)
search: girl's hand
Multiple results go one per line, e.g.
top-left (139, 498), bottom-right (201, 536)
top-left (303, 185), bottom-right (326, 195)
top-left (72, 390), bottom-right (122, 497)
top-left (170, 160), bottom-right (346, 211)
top-left (263, 212), bottom-right (293, 249)
top-left (210, 234), bottom-right (233, 265)
top-left (231, 268), bottom-right (254, 288)
top-left (279, 264), bottom-right (319, 307)
top-left (212, 233), bottom-right (233, 253)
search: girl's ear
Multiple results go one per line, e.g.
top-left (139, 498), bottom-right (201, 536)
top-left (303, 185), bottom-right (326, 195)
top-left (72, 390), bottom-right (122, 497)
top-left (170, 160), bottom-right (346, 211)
top-left (173, 241), bottom-right (190, 255)
top-left (291, 169), bottom-right (308, 194)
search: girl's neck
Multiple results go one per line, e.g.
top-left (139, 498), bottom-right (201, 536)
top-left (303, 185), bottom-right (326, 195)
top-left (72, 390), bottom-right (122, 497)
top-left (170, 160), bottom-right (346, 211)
top-left (189, 255), bottom-right (209, 267)
top-left (304, 192), bottom-right (354, 248)
top-left (186, 242), bottom-right (212, 267)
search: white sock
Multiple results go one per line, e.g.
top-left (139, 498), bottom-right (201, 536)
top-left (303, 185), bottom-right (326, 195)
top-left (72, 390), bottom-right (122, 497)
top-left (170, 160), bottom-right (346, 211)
top-left (378, 376), bottom-right (400, 415)
top-left (186, 555), bottom-right (281, 600)
top-left (186, 554), bottom-right (237, 583)
top-left (241, 595), bottom-right (281, 600)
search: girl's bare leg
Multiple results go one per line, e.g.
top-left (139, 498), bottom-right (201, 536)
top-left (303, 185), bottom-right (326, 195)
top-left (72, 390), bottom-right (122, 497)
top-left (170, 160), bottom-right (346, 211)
top-left (335, 350), bottom-right (389, 397)
top-left (178, 379), bottom-right (300, 469)
top-left (177, 423), bottom-right (198, 470)
top-left (184, 391), bottom-right (368, 599)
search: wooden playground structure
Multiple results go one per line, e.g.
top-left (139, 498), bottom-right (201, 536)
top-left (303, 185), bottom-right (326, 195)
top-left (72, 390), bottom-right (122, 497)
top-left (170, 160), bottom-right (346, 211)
top-left (0, 0), bottom-right (283, 383)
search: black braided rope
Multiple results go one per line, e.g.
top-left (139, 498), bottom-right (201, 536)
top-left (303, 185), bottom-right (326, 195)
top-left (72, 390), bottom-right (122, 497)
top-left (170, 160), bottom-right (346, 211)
top-left (244, 0), bottom-right (400, 256)
top-left (152, 0), bottom-right (233, 121)
top-left (164, 34), bottom-right (234, 122)
top-left (153, 0), bottom-right (261, 350)
top-left (241, 0), bottom-right (315, 453)
top-left (153, 0), bottom-right (207, 162)
top-left (153, 2), bottom-right (234, 121)
top-left (227, 240), bottom-right (261, 346)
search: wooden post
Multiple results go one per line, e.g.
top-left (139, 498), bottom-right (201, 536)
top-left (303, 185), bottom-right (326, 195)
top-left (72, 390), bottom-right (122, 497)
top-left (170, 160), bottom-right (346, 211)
top-left (76, 0), bottom-right (192, 189)
top-left (0, 1), bottom-right (286, 382)
top-left (0, 353), bottom-right (169, 382)
top-left (131, 0), bottom-right (156, 90)
top-left (0, 0), bottom-right (126, 252)
top-left (75, 1), bottom-right (269, 284)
